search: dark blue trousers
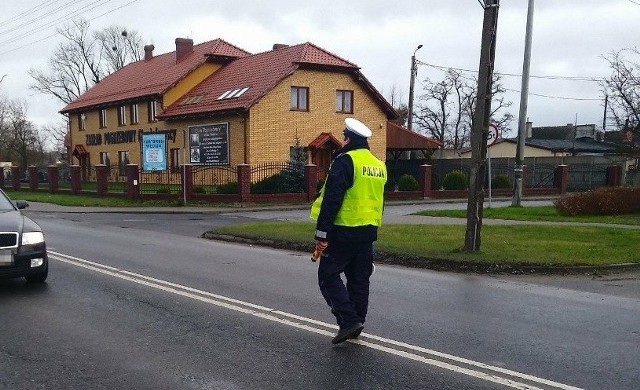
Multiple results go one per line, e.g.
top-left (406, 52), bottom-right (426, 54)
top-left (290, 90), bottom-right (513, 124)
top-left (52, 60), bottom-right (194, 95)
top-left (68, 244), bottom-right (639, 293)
top-left (318, 241), bottom-right (374, 328)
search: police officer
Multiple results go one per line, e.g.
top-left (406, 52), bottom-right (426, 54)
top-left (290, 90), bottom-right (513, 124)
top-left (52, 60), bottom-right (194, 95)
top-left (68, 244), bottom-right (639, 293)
top-left (310, 117), bottom-right (387, 344)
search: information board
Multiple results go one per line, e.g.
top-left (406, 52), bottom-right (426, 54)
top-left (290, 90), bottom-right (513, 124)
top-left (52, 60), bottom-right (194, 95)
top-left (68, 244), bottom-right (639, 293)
top-left (188, 123), bottom-right (229, 165)
top-left (141, 133), bottom-right (167, 171)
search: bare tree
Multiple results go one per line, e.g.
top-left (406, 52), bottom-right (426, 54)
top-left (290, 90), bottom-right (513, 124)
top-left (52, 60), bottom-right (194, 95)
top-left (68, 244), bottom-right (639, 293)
top-left (385, 84), bottom-right (408, 127)
top-left (95, 27), bottom-right (143, 74)
top-left (601, 49), bottom-right (640, 128)
top-left (0, 98), bottom-right (45, 168)
top-left (414, 69), bottom-right (513, 149)
top-left (28, 19), bottom-right (144, 105)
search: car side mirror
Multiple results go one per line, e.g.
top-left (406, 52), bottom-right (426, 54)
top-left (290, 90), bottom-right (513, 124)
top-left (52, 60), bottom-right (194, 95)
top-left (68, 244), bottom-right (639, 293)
top-left (15, 200), bottom-right (29, 209)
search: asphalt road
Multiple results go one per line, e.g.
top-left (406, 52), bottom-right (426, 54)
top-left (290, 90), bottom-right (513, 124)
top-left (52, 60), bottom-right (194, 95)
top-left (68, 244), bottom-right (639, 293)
top-left (1, 205), bottom-right (639, 389)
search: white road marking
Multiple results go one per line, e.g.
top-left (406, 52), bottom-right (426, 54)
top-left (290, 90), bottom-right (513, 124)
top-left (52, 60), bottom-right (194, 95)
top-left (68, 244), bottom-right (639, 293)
top-left (49, 251), bottom-right (584, 390)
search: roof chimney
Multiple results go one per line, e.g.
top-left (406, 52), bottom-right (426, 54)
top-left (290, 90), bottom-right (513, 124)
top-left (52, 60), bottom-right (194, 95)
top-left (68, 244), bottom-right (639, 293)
top-left (175, 38), bottom-right (194, 63)
top-left (272, 43), bottom-right (289, 50)
top-left (144, 44), bottom-right (154, 61)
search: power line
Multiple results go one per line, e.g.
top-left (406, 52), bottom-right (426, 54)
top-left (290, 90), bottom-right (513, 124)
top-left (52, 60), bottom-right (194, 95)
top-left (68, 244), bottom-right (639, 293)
top-left (416, 59), bottom-right (604, 82)
top-left (0, 0), bottom-right (92, 37)
top-left (416, 60), bottom-right (604, 101)
top-left (503, 88), bottom-right (602, 101)
top-left (0, 0), bottom-right (61, 28)
top-left (627, 0), bottom-right (640, 6)
top-left (0, 0), bottom-right (141, 56)
top-left (0, 0), bottom-right (112, 47)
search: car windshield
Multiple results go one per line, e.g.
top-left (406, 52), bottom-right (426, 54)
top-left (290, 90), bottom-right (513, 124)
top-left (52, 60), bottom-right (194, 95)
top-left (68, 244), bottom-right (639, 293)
top-left (0, 191), bottom-right (17, 211)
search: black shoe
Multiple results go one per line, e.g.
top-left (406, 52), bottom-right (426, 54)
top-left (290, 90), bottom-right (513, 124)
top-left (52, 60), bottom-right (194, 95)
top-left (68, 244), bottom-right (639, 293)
top-left (332, 322), bottom-right (364, 344)
top-left (348, 327), bottom-right (363, 340)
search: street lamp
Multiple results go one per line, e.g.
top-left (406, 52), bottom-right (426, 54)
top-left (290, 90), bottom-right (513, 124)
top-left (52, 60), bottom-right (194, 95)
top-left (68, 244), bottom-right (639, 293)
top-left (407, 44), bottom-right (423, 131)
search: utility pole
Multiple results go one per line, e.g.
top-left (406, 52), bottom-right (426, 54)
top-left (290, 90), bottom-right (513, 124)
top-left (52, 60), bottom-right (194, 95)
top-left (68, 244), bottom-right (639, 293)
top-left (512, 0), bottom-right (535, 206)
top-left (407, 44), bottom-right (423, 131)
top-left (464, 0), bottom-right (500, 252)
top-left (602, 94), bottom-right (608, 132)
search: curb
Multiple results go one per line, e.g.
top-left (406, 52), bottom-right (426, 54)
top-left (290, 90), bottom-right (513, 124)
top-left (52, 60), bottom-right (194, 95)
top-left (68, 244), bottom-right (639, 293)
top-left (201, 233), bottom-right (640, 275)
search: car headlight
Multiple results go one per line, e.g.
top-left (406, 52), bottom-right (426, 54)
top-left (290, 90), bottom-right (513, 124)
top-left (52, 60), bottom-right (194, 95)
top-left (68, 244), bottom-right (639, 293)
top-left (22, 232), bottom-right (45, 245)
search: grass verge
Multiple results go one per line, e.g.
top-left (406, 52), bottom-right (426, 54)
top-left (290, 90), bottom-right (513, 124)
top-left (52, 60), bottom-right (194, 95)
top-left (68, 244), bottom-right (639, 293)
top-left (206, 221), bottom-right (640, 271)
top-left (415, 206), bottom-right (640, 226)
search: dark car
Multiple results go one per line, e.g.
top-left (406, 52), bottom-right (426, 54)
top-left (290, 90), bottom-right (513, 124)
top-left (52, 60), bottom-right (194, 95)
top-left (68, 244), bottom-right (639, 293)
top-left (0, 189), bottom-right (48, 282)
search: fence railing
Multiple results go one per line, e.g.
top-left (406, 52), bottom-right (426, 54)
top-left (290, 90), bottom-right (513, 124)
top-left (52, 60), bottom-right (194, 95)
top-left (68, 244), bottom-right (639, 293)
top-left (2, 159), bottom-right (630, 204)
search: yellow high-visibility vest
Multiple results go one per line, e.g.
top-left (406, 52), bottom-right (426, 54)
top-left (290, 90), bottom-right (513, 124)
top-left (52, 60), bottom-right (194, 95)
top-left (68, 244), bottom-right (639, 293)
top-left (310, 149), bottom-right (386, 227)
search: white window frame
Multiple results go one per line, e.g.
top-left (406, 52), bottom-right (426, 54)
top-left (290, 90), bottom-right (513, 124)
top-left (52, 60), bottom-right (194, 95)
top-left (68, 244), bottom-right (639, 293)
top-left (78, 113), bottom-right (86, 131)
top-left (99, 109), bottom-right (107, 128)
top-left (118, 105), bottom-right (127, 126)
top-left (130, 103), bottom-right (139, 124)
top-left (148, 100), bottom-right (157, 122)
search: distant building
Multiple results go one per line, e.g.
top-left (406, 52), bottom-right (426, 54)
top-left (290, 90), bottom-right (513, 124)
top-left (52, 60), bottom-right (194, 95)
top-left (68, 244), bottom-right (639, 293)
top-left (437, 122), bottom-right (616, 159)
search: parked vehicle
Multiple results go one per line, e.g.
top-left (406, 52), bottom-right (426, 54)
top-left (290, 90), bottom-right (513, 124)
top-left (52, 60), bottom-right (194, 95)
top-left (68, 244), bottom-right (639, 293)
top-left (0, 189), bottom-right (48, 282)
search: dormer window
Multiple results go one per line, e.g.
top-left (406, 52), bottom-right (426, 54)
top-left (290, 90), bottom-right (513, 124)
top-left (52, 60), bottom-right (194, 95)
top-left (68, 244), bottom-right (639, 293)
top-left (180, 94), bottom-right (206, 105)
top-left (217, 87), bottom-right (249, 100)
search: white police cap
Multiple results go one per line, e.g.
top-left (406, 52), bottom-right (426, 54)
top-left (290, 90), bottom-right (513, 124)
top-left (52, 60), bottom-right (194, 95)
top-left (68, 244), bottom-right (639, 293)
top-left (344, 118), bottom-right (372, 138)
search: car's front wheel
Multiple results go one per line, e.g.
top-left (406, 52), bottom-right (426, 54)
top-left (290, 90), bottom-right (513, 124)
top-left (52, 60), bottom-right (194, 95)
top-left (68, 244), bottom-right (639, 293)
top-left (25, 265), bottom-right (48, 283)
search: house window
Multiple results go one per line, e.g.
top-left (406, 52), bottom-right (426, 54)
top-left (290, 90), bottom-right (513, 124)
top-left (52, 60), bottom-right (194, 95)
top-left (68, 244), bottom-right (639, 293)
top-left (99, 152), bottom-right (110, 168)
top-left (336, 90), bottom-right (353, 113)
top-left (170, 148), bottom-right (180, 172)
top-left (130, 103), bottom-right (139, 124)
top-left (99, 109), bottom-right (107, 128)
top-left (148, 100), bottom-right (157, 122)
top-left (290, 86), bottom-right (309, 111)
top-left (78, 113), bottom-right (86, 131)
top-left (117, 105), bottom-right (127, 126)
top-left (118, 151), bottom-right (130, 176)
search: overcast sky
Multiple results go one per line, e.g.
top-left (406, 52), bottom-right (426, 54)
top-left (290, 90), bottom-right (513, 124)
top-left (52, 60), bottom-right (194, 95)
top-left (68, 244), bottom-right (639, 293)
top-left (1, 0), bottom-right (639, 138)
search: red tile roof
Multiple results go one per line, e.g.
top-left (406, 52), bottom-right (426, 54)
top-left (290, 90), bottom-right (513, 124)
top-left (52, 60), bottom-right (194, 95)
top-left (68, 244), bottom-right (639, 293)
top-left (158, 42), bottom-right (396, 119)
top-left (60, 39), bottom-right (251, 113)
top-left (386, 122), bottom-right (442, 150)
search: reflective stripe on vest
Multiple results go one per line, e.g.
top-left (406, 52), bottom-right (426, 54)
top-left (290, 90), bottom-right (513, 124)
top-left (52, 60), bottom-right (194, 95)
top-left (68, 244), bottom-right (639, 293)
top-left (309, 149), bottom-right (386, 227)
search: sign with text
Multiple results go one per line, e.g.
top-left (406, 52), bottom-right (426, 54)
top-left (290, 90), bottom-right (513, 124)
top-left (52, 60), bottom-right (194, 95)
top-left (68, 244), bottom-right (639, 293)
top-left (141, 133), bottom-right (167, 171)
top-left (188, 123), bottom-right (229, 165)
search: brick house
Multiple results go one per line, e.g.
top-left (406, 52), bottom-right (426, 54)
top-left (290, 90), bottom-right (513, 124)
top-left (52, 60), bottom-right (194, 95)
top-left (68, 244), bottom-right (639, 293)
top-left (60, 37), bottom-right (404, 180)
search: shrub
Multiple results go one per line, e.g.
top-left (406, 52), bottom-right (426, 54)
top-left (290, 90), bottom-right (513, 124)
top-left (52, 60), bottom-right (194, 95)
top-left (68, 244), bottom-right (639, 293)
top-left (491, 173), bottom-right (511, 189)
top-left (251, 173), bottom-right (287, 194)
top-left (156, 188), bottom-right (171, 194)
top-left (397, 174), bottom-right (419, 191)
top-left (216, 182), bottom-right (238, 194)
top-left (192, 186), bottom-right (206, 194)
top-left (554, 186), bottom-right (640, 216)
top-left (442, 170), bottom-right (467, 190)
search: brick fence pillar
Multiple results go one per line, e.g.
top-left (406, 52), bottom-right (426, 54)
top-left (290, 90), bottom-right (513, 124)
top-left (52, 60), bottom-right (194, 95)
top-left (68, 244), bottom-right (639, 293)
top-left (304, 164), bottom-right (318, 201)
top-left (607, 165), bottom-right (622, 187)
top-left (554, 164), bottom-right (569, 195)
top-left (96, 164), bottom-right (108, 196)
top-left (11, 166), bottom-right (21, 190)
top-left (28, 166), bottom-right (38, 192)
top-left (237, 164), bottom-right (251, 203)
top-left (70, 165), bottom-right (81, 194)
top-left (182, 164), bottom-right (193, 201)
top-left (419, 164), bottom-right (432, 198)
top-left (126, 164), bottom-right (140, 200)
top-left (48, 166), bottom-right (59, 193)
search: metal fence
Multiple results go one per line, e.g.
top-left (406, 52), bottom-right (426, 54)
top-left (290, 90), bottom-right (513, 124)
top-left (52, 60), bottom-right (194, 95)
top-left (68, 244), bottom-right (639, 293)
top-left (388, 155), bottom-right (628, 192)
top-left (192, 165), bottom-right (238, 194)
top-left (250, 162), bottom-right (304, 193)
top-left (139, 168), bottom-right (182, 194)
